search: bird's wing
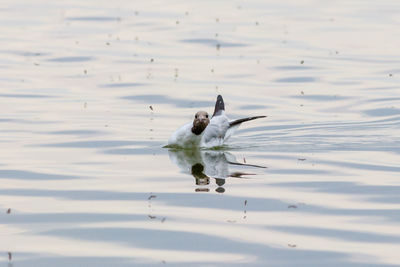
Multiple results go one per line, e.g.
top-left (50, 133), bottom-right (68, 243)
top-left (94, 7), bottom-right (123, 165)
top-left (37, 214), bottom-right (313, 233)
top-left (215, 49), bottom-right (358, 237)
top-left (201, 114), bottom-right (230, 147)
top-left (229, 116), bottom-right (267, 127)
top-left (212, 95), bottom-right (225, 117)
top-left (224, 123), bottom-right (240, 141)
top-left (224, 116), bottom-right (267, 141)
top-left (202, 95), bottom-right (267, 146)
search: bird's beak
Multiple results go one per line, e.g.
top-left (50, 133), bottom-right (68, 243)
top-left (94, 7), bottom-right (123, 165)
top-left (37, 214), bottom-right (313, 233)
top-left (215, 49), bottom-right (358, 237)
top-left (198, 115), bottom-right (208, 124)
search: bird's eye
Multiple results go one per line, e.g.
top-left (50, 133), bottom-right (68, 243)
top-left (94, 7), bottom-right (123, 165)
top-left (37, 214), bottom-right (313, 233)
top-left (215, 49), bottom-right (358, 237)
top-left (195, 115), bottom-right (198, 119)
top-left (206, 114), bottom-right (209, 118)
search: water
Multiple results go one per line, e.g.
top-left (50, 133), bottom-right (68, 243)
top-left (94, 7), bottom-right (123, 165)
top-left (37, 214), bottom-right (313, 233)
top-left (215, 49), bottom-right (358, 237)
top-left (0, 0), bottom-right (400, 266)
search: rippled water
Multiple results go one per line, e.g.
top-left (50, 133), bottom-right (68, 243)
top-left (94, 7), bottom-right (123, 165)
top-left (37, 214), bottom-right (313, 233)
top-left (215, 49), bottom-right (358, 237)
top-left (1, 0), bottom-right (400, 266)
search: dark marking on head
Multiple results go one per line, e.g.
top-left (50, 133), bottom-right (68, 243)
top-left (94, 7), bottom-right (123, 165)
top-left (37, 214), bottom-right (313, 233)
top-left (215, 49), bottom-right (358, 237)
top-left (191, 111), bottom-right (210, 135)
top-left (213, 95), bottom-right (225, 117)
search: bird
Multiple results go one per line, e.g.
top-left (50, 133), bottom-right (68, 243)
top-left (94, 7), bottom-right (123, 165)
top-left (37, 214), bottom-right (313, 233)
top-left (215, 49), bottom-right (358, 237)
top-left (167, 95), bottom-right (266, 148)
top-left (167, 110), bottom-right (210, 148)
top-left (200, 95), bottom-right (266, 147)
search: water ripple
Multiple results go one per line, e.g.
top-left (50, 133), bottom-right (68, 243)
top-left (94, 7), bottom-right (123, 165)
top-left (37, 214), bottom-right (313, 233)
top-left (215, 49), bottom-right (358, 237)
top-left (66, 16), bottom-right (121, 22)
top-left (47, 56), bottom-right (94, 63)
top-left (363, 108), bottom-right (400, 117)
top-left (0, 169), bottom-right (81, 180)
top-left (181, 38), bottom-right (247, 47)
top-left (122, 94), bottom-right (211, 108)
top-left (275, 77), bottom-right (316, 83)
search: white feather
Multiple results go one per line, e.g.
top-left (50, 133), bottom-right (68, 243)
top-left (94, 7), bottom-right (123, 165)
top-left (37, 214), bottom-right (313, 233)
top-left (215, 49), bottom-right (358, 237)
top-left (168, 122), bottom-right (203, 148)
top-left (200, 111), bottom-right (230, 147)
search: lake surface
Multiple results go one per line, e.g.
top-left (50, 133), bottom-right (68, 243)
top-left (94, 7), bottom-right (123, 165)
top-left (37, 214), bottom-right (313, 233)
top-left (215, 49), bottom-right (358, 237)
top-left (0, 0), bottom-right (400, 266)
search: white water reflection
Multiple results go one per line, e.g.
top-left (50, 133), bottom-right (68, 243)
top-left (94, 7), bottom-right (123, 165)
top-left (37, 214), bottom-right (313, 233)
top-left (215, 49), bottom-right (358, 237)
top-left (168, 149), bottom-right (265, 192)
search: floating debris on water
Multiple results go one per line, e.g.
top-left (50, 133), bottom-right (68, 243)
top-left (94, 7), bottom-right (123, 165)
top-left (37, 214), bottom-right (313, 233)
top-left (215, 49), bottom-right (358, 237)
top-left (149, 105), bottom-right (153, 111)
top-left (288, 244), bottom-right (297, 248)
top-left (288, 205), bottom-right (298, 209)
top-left (148, 194), bottom-right (157, 200)
top-left (7, 208), bottom-right (11, 214)
top-left (243, 200), bottom-right (247, 219)
top-left (300, 60), bottom-right (304, 64)
top-left (298, 158), bottom-right (306, 161)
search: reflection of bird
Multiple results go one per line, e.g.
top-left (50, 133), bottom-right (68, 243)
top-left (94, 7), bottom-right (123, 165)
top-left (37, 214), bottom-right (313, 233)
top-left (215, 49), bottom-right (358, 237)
top-left (168, 111), bottom-right (210, 148)
top-left (191, 163), bottom-right (210, 185)
top-left (168, 149), bottom-right (265, 181)
top-left (167, 95), bottom-right (266, 148)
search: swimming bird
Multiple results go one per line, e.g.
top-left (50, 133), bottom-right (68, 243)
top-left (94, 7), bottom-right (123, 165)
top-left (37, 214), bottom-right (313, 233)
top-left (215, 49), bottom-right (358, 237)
top-left (200, 95), bottom-right (266, 147)
top-left (167, 110), bottom-right (210, 148)
top-left (167, 95), bottom-right (265, 148)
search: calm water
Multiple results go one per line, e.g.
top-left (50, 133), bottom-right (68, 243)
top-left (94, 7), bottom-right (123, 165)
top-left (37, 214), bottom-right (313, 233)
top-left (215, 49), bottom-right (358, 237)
top-left (1, 0), bottom-right (400, 266)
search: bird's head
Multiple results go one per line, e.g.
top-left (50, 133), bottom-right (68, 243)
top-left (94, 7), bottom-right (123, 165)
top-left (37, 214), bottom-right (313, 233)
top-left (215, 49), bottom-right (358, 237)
top-left (191, 111), bottom-right (210, 135)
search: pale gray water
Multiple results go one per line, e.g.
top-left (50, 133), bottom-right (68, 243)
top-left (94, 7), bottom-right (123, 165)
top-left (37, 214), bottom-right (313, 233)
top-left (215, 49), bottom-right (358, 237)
top-left (0, 0), bottom-right (400, 266)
